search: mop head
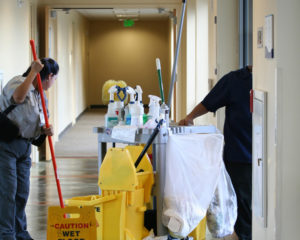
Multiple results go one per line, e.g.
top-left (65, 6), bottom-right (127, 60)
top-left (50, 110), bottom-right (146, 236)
top-left (102, 79), bottom-right (128, 104)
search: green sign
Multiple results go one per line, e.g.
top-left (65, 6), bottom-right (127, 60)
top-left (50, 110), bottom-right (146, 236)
top-left (123, 19), bottom-right (134, 27)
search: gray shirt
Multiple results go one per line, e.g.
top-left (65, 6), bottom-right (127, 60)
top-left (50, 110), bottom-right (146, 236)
top-left (0, 75), bottom-right (49, 139)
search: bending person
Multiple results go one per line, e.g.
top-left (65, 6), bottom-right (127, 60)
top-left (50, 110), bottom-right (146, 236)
top-left (0, 58), bottom-right (59, 240)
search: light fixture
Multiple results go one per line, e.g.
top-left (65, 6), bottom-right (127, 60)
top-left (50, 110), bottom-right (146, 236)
top-left (114, 9), bottom-right (140, 21)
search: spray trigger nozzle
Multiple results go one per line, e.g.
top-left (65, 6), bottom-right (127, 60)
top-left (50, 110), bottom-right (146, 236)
top-left (116, 86), bottom-right (127, 102)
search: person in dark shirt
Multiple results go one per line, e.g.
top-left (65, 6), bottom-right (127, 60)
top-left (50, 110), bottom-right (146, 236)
top-left (179, 66), bottom-right (252, 240)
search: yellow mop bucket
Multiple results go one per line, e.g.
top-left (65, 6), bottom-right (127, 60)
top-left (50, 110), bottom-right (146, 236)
top-left (66, 193), bottom-right (128, 240)
top-left (47, 206), bottom-right (97, 240)
top-left (65, 146), bottom-right (154, 240)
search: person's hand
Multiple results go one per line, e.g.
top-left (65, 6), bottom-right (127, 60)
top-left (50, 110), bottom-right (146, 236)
top-left (31, 60), bottom-right (44, 74)
top-left (42, 124), bottom-right (53, 136)
top-left (178, 116), bottom-right (194, 126)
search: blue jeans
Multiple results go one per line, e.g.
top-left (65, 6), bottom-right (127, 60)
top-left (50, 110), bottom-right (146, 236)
top-left (0, 139), bottom-right (33, 240)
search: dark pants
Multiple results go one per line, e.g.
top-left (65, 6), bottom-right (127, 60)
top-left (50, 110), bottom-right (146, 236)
top-left (0, 139), bottom-right (33, 240)
top-left (225, 161), bottom-right (252, 240)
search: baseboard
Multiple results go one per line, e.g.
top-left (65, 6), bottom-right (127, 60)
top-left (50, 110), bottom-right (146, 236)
top-left (90, 104), bottom-right (107, 109)
top-left (58, 107), bottom-right (99, 140)
top-left (58, 108), bottom-right (88, 140)
top-left (58, 122), bottom-right (72, 140)
top-left (76, 108), bottom-right (88, 121)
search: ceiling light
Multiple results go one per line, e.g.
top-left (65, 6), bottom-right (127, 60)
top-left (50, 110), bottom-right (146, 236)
top-left (114, 8), bottom-right (140, 20)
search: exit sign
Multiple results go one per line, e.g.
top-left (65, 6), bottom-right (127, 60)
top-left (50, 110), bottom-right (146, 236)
top-left (123, 19), bottom-right (134, 27)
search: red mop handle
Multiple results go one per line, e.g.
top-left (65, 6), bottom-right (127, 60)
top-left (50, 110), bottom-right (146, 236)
top-left (30, 40), bottom-right (64, 208)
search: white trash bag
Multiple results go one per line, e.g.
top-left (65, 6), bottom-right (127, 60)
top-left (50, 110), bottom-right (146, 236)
top-left (206, 162), bottom-right (237, 238)
top-left (162, 133), bottom-right (224, 238)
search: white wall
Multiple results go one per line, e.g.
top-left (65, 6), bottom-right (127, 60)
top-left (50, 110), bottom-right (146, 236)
top-left (187, 0), bottom-right (211, 126)
top-left (216, 0), bottom-right (239, 132)
top-left (275, 0), bottom-right (300, 239)
top-left (176, 0), bottom-right (214, 124)
top-left (176, 0), bottom-right (239, 129)
top-left (56, 11), bottom-right (73, 132)
top-left (253, 0), bottom-right (300, 239)
top-left (54, 10), bottom-right (89, 135)
top-left (216, 0), bottom-right (239, 78)
top-left (208, 0), bottom-right (218, 127)
top-left (252, 0), bottom-right (277, 238)
top-left (178, 0), bottom-right (239, 128)
top-left (0, 0), bottom-right (41, 162)
top-left (0, 0), bottom-right (32, 84)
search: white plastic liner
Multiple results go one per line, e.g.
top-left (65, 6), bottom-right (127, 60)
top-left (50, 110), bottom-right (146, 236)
top-left (206, 162), bottom-right (237, 238)
top-left (162, 133), bottom-right (224, 238)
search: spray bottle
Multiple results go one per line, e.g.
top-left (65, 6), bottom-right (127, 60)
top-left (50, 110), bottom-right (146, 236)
top-left (135, 85), bottom-right (147, 124)
top-left (135, 85), bottom-right (146, 124)
top-left (105, 85), bottom-right (119, 128)
top-left (160, 103), bottom-right (170, 127)
top-left (128, 85), bottom-right (143, 127)
top-left (115, 86), bottom-right (128, 124)
top-left (148, 95), bottom-right (161, 121)
top-left (125, 86), bottom-right (136, 125)
top-left (144, 95), bottom-right (162, 128)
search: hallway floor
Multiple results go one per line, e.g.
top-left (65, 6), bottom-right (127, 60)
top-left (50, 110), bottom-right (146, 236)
top-left (26, 108), bottom-right (216, 240)
top-left (27, 109), bottom-right (102, 240)
top-left (27, 158), bottom-right (99, 240)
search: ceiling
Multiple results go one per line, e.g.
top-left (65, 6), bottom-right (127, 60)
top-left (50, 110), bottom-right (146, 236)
top-left (58, 8), bottom-right (173, 21)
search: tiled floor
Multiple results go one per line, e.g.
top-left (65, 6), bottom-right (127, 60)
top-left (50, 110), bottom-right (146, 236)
top-left (27, 157), bottom-right (99, 240)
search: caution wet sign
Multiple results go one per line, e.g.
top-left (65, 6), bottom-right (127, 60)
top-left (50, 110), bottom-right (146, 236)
top-left (47, 206), bottom-right (97, 240)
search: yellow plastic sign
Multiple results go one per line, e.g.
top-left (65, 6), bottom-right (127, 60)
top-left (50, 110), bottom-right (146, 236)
top-left (47, 206), bottom-right (97, 240)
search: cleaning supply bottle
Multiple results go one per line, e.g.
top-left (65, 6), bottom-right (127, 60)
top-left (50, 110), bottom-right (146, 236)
top-left (124, 104), bottom-right (130, 125)
top-left (105, 85), bottom-right (118, 128)
top-left (115, 86), bottom-right (127, 124)
top-left (130, 103), bottom-right (143, 127)
top-left (135, 85), bottom-right (147, 124)
top-left (127, 85), bottom-right (142, 127)
top-left (125, 87), bottom-right (136, 125)
top-left (160, 102), bottom-right (170, 127)
top-left (148, 95), bottom-right (161, 121)
top-left (144, 95), bottom-right (162, 128)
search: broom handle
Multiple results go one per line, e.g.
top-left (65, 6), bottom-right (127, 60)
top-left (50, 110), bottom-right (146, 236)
top-left (30, 40), bottom-right (64, 208)
top-left (134, 119), bottom-right (164, 168)
top-left (167, 0), bottom-right (187, 108)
